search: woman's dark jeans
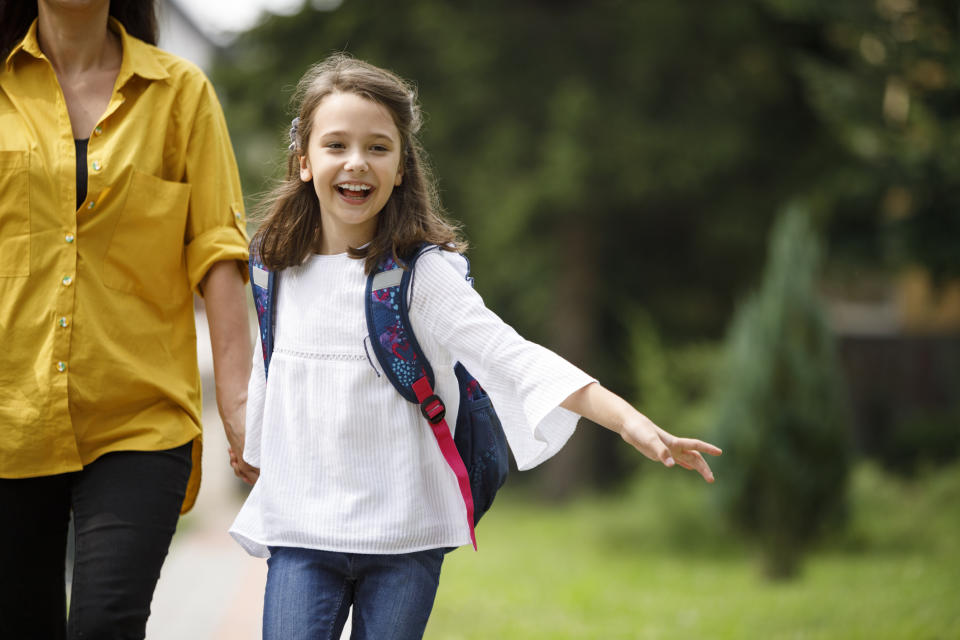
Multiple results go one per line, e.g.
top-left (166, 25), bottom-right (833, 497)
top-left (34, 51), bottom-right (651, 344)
top-left (0, 442), bottom-right (192, 639)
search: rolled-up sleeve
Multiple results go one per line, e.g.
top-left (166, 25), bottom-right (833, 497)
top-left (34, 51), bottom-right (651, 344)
top-left (183, 79), bottom-right (249, 295)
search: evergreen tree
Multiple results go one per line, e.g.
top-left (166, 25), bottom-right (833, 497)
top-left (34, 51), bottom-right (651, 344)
top-left (710, 206), bottom-right (852, 579)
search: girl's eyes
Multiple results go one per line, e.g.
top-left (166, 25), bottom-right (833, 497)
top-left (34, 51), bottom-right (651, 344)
top-left (322, 142), bottom-right (391, 152)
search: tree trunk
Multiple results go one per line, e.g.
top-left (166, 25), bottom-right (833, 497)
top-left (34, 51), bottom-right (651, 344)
top-left (536, 222), bottom-right (600, 502)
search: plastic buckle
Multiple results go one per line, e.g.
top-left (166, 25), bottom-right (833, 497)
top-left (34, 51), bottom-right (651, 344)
top-left (420, 394), bottom-right (446, 425)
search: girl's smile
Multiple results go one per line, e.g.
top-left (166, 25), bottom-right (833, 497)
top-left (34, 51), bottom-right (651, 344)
top-left (335, 181), bottom-right (373, 203)
top-left (298, 91), bottom-right (403, 254)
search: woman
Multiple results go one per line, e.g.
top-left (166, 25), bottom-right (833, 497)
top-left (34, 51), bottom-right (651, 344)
top-left (0, 1), bottom-right (256, 637)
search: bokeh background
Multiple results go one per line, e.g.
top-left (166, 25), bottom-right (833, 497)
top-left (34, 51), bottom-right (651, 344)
top-left (146, 1), bottom-right (960, 637)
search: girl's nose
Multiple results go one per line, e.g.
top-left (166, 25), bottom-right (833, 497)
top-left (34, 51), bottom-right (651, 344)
top-left (344, 152), bottom-right (368, 172)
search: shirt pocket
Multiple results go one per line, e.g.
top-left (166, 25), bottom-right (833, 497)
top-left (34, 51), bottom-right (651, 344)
top-left (0, 150), bottom-right (30, 277)
top-left (103, 170), bottom-right (191, 305)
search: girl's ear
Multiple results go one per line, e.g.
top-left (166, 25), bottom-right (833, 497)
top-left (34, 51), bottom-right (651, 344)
top-left (299, 156), bottom-right (312, 183)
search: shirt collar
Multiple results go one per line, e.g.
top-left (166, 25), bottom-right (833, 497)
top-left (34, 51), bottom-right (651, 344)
top-left (4, 18), bottom-right (42, 69)
top-left (5, 17), bottom-right (169, 83)
top-left (111, 17), bottom-right (169, 84)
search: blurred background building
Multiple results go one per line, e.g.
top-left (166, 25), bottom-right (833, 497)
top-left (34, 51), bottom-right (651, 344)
top-left (156, 0), bottom-right (222, 70)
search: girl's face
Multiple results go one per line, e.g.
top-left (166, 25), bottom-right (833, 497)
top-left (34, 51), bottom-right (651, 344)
top-left (299, 91), bottom-right (404, 254)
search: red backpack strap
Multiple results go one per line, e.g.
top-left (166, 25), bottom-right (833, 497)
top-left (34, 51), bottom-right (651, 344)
top-left (411, 375), bottom-right (477, 550)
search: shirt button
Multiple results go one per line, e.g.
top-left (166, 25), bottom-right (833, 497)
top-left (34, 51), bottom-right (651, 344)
top-left (58, 317), bottom-right (69, 328)
top-left (65, 233), bottom-right (75, 243)
top-left (94, 125), bottom-right (103, 136)
top-left (62, 275), bottom-right (73, 286)
top-left (87, 201), bottom-right (95, 209)
top-left (91, 160), bottom-right (102, 172)
top-left (56, 361), bottom-right (67, 373)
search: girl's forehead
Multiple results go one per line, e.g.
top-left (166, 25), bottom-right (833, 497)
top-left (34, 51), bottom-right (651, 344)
top-left (310, 92), bottom-right (400, 139)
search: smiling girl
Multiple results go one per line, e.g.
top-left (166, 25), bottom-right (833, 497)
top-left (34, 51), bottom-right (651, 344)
top-left (230, 54), bottom-right (721, 640)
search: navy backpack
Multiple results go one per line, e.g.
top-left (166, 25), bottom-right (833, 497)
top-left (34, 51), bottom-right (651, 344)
top-left (250, 245), bottom-right (509, 549)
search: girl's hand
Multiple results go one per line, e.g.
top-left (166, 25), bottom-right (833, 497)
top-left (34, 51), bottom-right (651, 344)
top-left (619, 413), bottom-right (721, 483)
top-left (561, 382), bottom-right (722, 482)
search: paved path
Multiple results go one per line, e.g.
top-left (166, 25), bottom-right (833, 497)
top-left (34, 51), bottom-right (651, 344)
top-left (147, 507), bottom-right (267, 639)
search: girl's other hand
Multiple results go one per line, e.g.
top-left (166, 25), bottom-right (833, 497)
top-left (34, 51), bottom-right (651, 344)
top-left (561, 382), bottom-right (722, 482)
top-left (619, 414), bottom-right (721, 483)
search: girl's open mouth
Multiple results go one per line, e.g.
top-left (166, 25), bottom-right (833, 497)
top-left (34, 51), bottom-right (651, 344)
top-left (336, 183), bottom-right (373, 203)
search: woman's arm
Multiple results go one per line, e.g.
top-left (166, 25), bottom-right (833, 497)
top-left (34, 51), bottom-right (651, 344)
top-left (202, 260), bottom-right (259, 485)
top-left (561, 382), bottom-right (721, 482)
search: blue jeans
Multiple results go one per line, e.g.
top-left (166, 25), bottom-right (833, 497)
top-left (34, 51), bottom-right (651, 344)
top-left (264, 546), bottom-right (445, 640)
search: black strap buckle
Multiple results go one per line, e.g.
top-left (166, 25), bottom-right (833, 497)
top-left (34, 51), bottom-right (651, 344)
top-left (420, 394), bottom-right (446, 425)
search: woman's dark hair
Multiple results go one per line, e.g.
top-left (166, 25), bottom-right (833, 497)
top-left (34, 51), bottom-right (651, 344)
top-left (0, 1), bottom-right (157, 60)
top-left (252, 53), bottom-right (465, 273)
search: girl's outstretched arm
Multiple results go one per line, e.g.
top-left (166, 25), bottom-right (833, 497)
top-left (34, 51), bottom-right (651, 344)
top-left (560, 383), bottom-right (721, 482)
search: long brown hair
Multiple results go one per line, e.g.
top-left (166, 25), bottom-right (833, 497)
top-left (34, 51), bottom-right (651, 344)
top-left (0, 1), bottom-right (157, 61)
top-left (252, 53), bottom-right (465, 273)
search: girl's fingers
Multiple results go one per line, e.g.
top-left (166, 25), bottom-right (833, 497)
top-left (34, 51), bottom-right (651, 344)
top-left (675, 450), bottom-right (715, 483)
top-left (675, 437), bottom-right (722, 457)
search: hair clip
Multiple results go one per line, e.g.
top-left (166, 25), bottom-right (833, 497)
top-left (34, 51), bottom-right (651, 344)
top-left (288, 117), bottom-right (300, 151)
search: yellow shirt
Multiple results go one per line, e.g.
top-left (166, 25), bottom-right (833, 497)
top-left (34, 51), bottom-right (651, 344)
top-left (0, 19), bottom-right (249, 512)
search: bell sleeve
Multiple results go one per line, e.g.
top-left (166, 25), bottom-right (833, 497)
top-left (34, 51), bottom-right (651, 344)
top-left (409, 250), bottom-right (596, 470)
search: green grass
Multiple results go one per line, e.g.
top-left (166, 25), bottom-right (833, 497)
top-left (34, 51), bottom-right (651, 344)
top-left (426, 462), bottom-right (960, 639)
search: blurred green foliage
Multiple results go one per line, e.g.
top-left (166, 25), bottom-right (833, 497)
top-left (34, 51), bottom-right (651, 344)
top-left (212, 0), bottom-right (826, 343)
top-left (210, 0), bottom-right (959, 487)
top-left (710, 207), bottom-right (852, 579)
top-left (627, 308), bottom-right (720, 436)
top-left (762, 0), bottom-right (960, 282)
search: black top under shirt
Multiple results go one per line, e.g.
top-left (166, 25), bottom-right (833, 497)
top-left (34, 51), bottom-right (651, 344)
top-left (75, 138), bottom-right (89, 210)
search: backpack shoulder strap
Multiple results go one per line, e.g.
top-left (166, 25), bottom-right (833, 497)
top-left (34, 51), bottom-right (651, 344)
top-left (249, 244), bottom-right (278, 379)
top-left (364, 245), bottom-right (478, 549)
top-left (364, 247), bottom-right (434, 401)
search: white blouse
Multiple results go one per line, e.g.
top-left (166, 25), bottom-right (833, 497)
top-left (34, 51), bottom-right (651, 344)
top-left (229, 248), bottom-right (595, 557)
